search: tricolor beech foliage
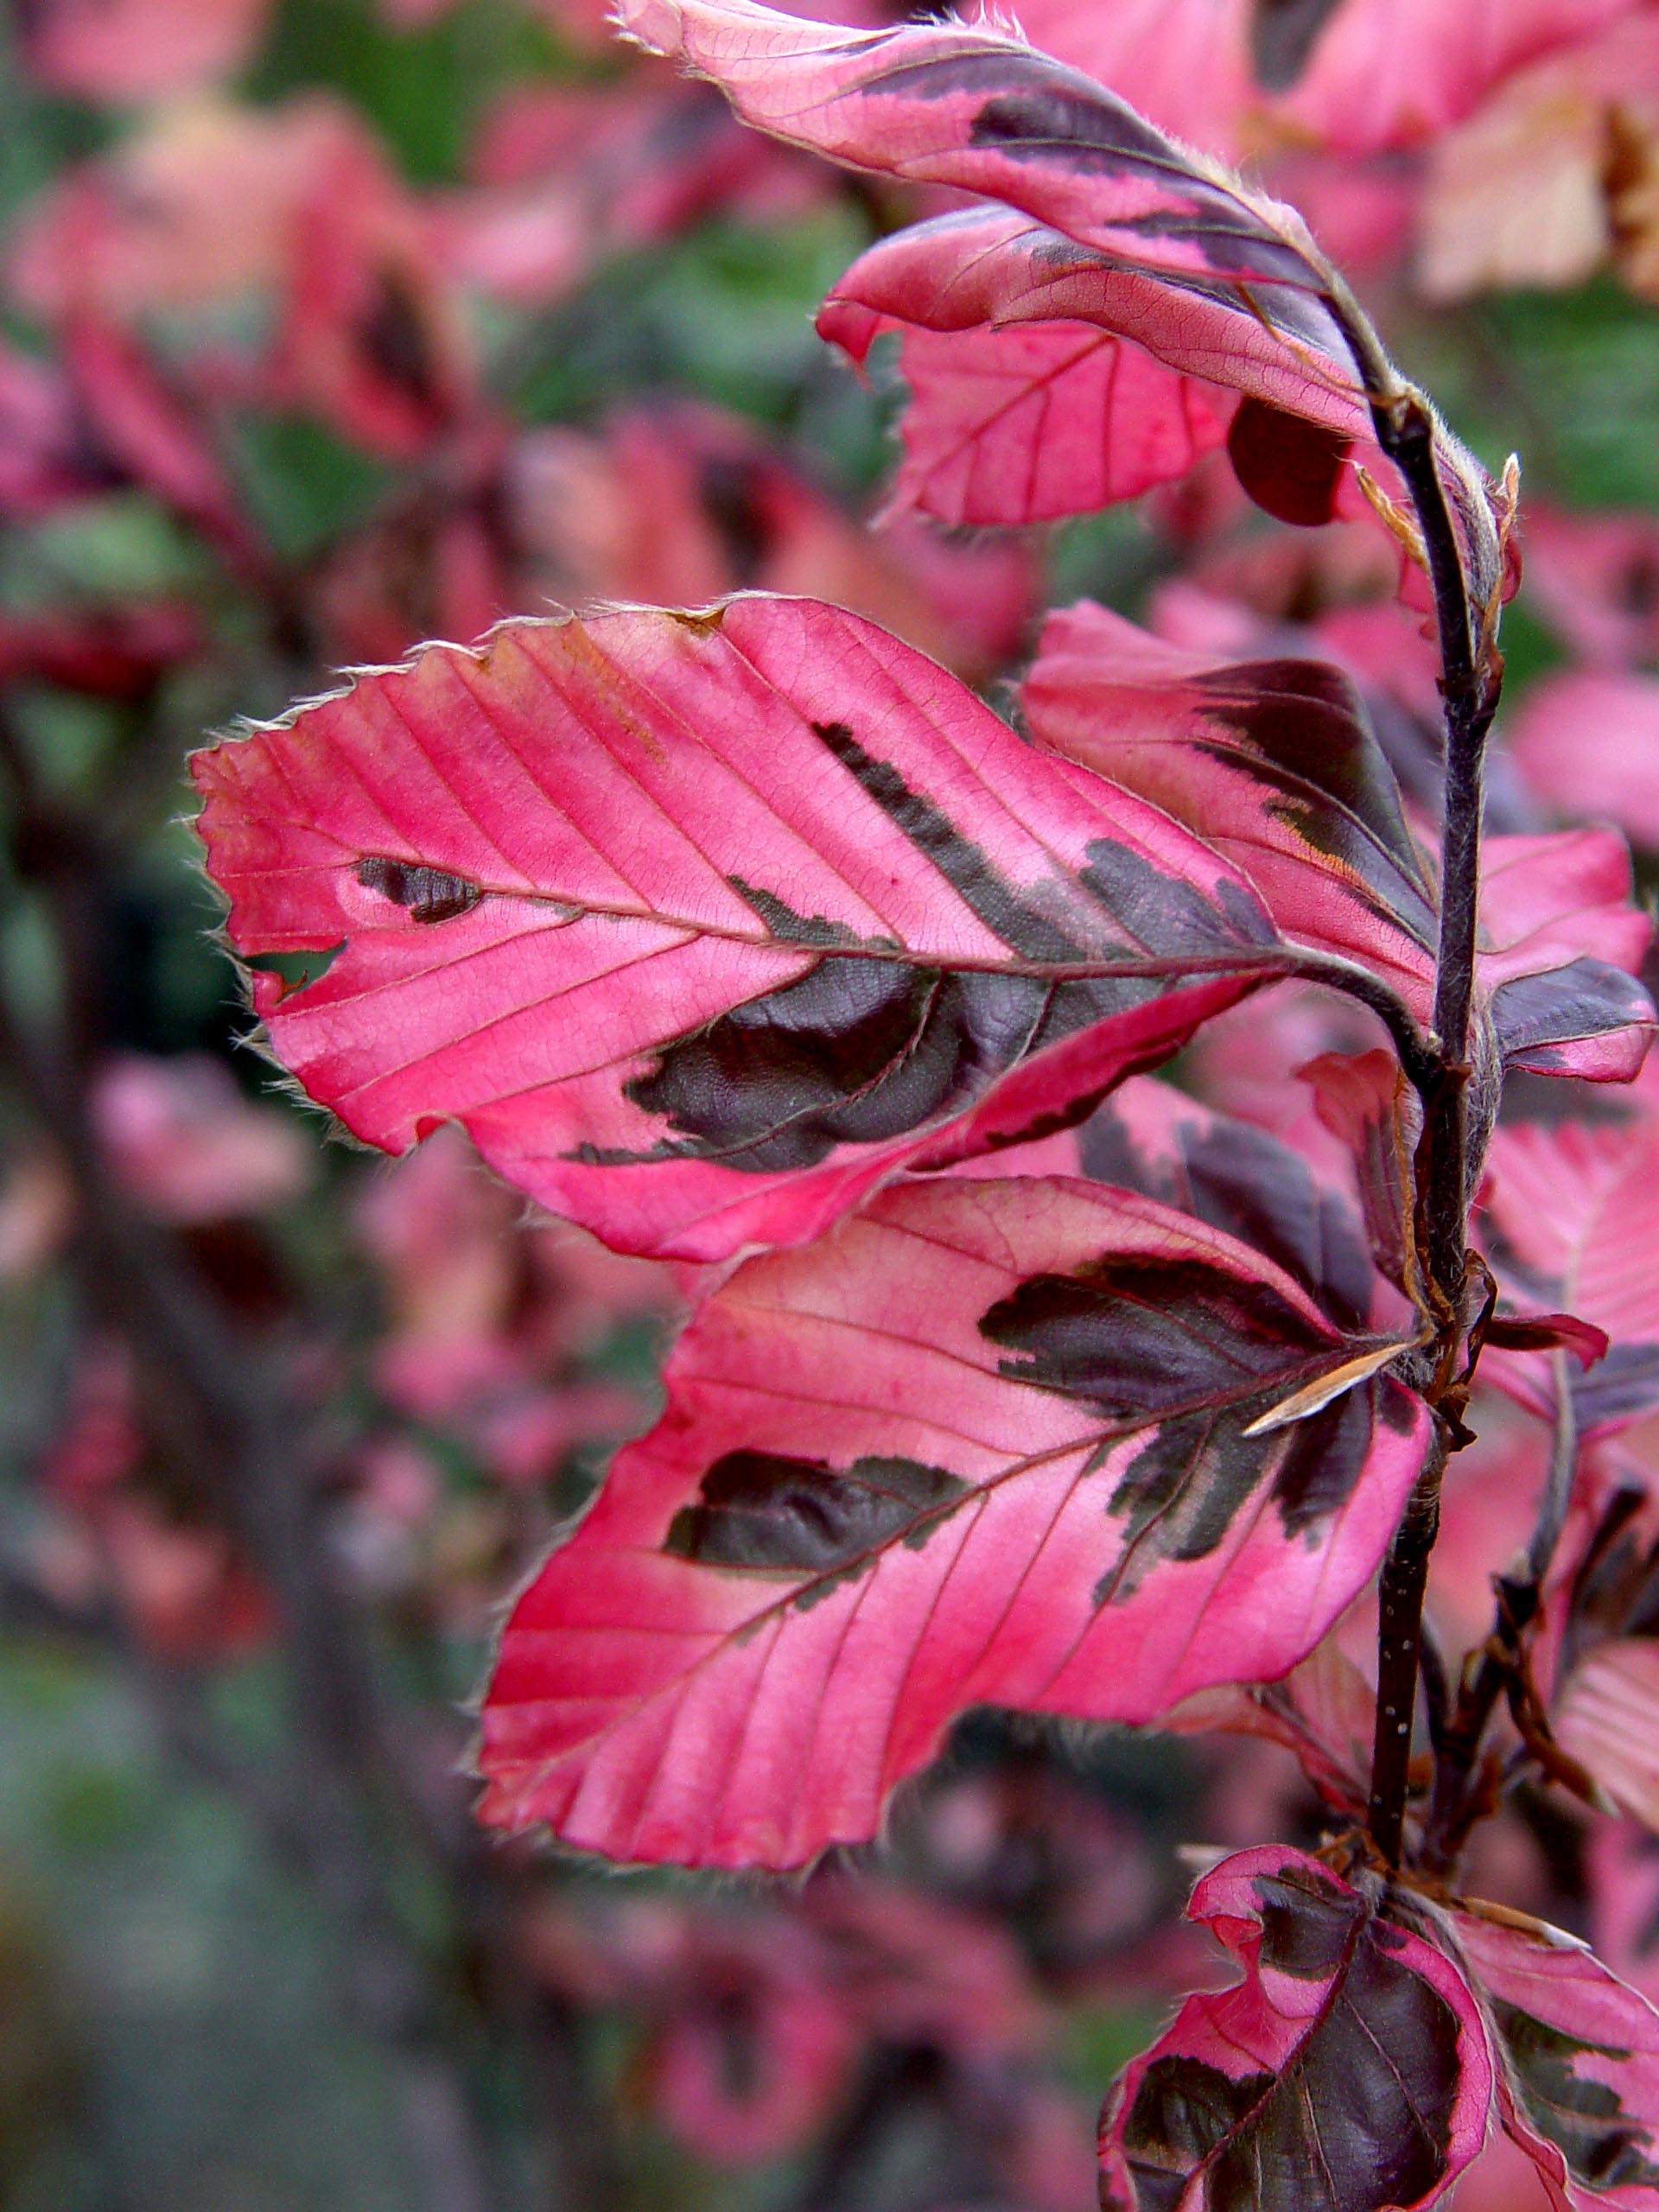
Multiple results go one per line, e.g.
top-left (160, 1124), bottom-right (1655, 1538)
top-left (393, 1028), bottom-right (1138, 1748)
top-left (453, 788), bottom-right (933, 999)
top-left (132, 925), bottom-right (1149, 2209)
top-left (188, 3), bottom-right (1659, 2204)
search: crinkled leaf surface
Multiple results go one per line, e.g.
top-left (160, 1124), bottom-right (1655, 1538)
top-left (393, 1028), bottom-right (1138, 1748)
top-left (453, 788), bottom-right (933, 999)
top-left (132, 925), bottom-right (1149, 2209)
top-left (1097, 1847), bottom-right (1493, 2212)
top-left (617, 0), bottom-right (1376, 427)
top-left (816, 205), bottom-right (1332, 528)
top-left (1453, 1904), bottom-right (1659, 2209)
top-left (476, 1175), bottom-right (1428, 1866)
top-left (820, 237), bottom-right (1236, 527)
top-left (192, 596), bottom-right (1279, 1263)
top-left (1021, 603), bottom-right (1655, 1080)
top-left (617, 0), bottom-right (1514, 594)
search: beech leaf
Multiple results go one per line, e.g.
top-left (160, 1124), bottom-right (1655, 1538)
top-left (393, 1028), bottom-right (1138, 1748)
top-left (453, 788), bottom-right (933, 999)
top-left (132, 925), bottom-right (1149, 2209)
top-left (191, 595), bottom-right (1284, 1263)
top-left (1097, 1848), bottom-right (1494, 2212)
top-left (1452, 1904), bottom-right (1659, 2209)
top-left (475, 1173), bottom-right (1428, 1866)
top-left (1021, 604), bottom-right (1656, 1084)
top-left (616, 0), bottom-right (1513, 604)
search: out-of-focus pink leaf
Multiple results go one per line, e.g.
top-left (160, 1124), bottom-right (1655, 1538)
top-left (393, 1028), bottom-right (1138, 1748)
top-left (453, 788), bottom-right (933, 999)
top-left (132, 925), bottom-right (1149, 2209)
top-left (1509, 674), bottom-right (1659, 854)
top-left (18, 0), bottom-right (271, 105)
top-left (1481, 1095), bottom-right (1659, 1433)
top-left (1452, 1901), bottom-right (1659, 2207)
top-left (0, 343), bottom-right (110, 517)
top-left (1097, 1848), bottom-right (1493, 2212)
top-left (1418, 12), bottom-right (1659, 302)
top-left (8, 100), bottom-right (366, 321)
top-left (1555, 1641), bottom-right (1659, 1832)
top-left (0, 605), bottom-right (199, 699)
top-left (91, 1055), bottom-right (309, 1224)
top-left (643, 1919), bottom-right (859, 2166)
top-left (443, 79), bottom-right (823, 306)
top-left (61, 305), bottom-right (258, 570)
top-left (192, 596), bottom-right (1282, 1264)
top-left (507, 401), bottom-right (1036, 677)
top-left (476, 1173), bottom-right (1428, 1864)
top-left (270, 131), bottom-right (477, 457)
top-left (1589, 1822), bottom-right (1659, 2012)
top-left (1165, 1634), bottom-right (1377, 1818)
top-left (1522, 510), bottom-right (1659, 671)
top-left (1265, 0), bottom-right (1639, 158)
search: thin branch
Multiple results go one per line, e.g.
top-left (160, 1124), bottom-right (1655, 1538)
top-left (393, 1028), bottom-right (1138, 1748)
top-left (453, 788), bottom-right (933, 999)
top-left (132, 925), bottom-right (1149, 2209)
top-left (1367, 1429), bottom-right (1447, 1867)
top-left (1421, 1365), bottom-right (1580, 1878)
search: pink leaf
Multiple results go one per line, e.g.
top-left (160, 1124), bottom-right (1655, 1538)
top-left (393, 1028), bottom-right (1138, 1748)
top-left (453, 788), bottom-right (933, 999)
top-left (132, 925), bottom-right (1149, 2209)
top-left (475, 1173), bottom-right (1428, 1865)
top-left (976, 0), bottom-right (1256, 158)
top-left (1266, 0), bottom-right (1640, 158)
top-left (1589, 1822), bottom-right (1659, 2012)
top-left (825, 291), bottom-right (1233, 528)
top-left (1554, 1642), bottom-right (1659, 1832)
top-left (191, 595), bottom-right (1281, 1263)
top-left (1303, 1048), bottom-right (1423, 1298)
top-left (617, 0), bottom-right (1515, 606)
top-left (1452, 1902), bottom-right (1659, 2208)
top-left (1481, 1096), bottom-right (1659, 1433)
top-left (615, 0), bottom-right (1380, 433)
top-left (1023, 604), bottom-right (1655, 1083)
top-left (1416, 11), bottom-right (1659, 301)
top-left (1522, 510), bottom-right (1659, 671)
top-left (1022, 601), bottom-right (1434, 1004)
top-left (18, 0), bottom-right (271, 105)
top-left (1097, 1848), bottom-right (1493, 2212)
top-left (1509, 674), bottom-right (1659, 855)
top-left (1164, 1635), bottom-right (1378, 1818)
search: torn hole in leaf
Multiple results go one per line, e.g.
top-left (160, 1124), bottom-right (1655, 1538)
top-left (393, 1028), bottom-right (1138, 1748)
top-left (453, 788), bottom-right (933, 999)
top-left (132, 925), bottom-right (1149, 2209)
top-left (1227, 398), bottom-right (1353, 527)
top-left (245, 943), bottom-right (346, 1001)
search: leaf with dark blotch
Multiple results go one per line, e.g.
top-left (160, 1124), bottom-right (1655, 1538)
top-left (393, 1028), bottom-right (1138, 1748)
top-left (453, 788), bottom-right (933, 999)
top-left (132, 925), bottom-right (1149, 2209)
top-left (1022, 603), bottom-right (1436, 1006)
top-left (192, 595), bottom-right (1281, 1264)
top-left (476, 1177), bottom-right (1428, 1866)
top-left (618, 0), bottom-right (1514, 606)
top-left (1478, 831), bottom-right (1654, 1086)
top-left (1489, 961), bottom-right (1657, 1084)
top-left (1074, 1075), bottom-right (1377, 1333)
top-left (1098, 1848), bottom-right (1493, 2212)
top-left (1025, 611), bottom-right (1655, 1080)
top-left (1453, 1904), bottom-right (1659, 2209)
